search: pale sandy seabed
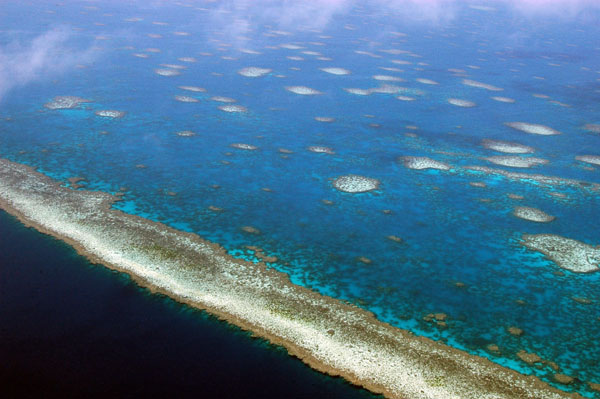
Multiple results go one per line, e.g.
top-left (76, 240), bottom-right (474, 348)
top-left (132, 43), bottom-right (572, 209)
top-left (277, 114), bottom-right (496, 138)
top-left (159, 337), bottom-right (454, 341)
top-left (0, 158), bottom-right (586, 399)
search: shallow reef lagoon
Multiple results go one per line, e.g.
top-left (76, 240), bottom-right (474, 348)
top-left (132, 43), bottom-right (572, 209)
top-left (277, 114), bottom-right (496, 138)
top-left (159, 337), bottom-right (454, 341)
top-left (1, 0), bottom-right (599, 397)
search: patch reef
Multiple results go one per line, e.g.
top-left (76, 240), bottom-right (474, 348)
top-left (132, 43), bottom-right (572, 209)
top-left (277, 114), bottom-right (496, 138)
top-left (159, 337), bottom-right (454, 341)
top-left (521, 234), bottom-right (600, 273)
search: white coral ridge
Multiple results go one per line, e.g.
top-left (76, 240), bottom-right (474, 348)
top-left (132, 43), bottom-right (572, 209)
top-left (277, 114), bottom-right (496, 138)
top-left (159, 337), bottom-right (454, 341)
top-left (513, 207), bottom-right (555, 223)
top-left (416, 78), bottom-right (438, 85)
top-left (462, 79), bottom-right (503, 91)
top-left (491, 96), bottom-right (515, 103)
top-left (320, 67), bottom-right (351, 75)
top-left (448, 98), bottom-right (476, 107)
top-left (401, 156), bottom-right (451, 171)
top-left (154, 68), bottom-right (181, 76)
top-left (522, 234), bottom-right (600, 273)
top-left (219, 105), bottom-right (247, 113)
top-left (344, 88), bottom-right (371, 96)
top-left (44, 96), bottom-right (90, 110)
top-left (482, 139), bottom-right (534, 154)
top-left (211, 96), bottom-right (236, 103)
top-left (308, 146), bottom-right (334, 154)
top-left (279, 44), bottom-right (303, 49)
top-left (95, 110), bottom-right (125, 118)
top-left (345, 85), bottom-right (412, 96)
top-left (285, 86), bottom-right (322, 95)
top-left (370, 84), bottom-right (407, 94)
top-left (505, 122), bottom-right (561, 135)
top-left (373, 75), bottom-right (404, 82)
top-left (485, 156), bottom-right (548, 168)
top-left (575, 155), bottom-right (600, 166)
top-left (176, 131), bottom-right (195, 137)
top-left (175, 95), bottom-right (199, 103)
top-left (238, 67), bottom-right (272, 77)
top-left (178, 86), bottom-right (206, 92)
top-left (231, 143), bottom-right (257, 150)
top-left (333, 175), bottom-right (380, 193)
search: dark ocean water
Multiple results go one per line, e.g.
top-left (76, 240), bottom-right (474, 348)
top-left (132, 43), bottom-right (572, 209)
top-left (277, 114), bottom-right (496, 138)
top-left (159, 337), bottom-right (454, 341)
top-left (0, 210), bottom-right (379, 399)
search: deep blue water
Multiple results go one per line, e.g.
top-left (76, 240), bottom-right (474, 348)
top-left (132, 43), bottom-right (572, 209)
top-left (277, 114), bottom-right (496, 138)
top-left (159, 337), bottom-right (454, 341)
top-left (0, 210), bottom-right (379, 399)
top-left (1, 0), bottom-right (599, 396)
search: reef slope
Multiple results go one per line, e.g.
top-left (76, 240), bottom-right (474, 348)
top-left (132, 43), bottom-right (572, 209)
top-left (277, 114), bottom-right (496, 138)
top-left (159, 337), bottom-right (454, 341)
top-left (0, 158), bottom-right (580, 399)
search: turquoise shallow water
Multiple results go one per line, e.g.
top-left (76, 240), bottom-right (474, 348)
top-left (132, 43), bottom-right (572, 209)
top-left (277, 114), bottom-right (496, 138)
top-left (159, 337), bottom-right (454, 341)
top-left (1, 0), bottom-right (599, 396)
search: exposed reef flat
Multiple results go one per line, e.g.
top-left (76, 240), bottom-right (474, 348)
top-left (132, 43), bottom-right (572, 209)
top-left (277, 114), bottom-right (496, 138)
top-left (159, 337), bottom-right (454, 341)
top-left (238, 67), bottom-right (272, 77)
top-left (505, 122), bottom-right (561, 136)
top-left (174, 95), bottom-right (199, 103)
top-left (464, 166), bottom-right (600, 191)
top-left (575, 155), bottom-right (600, 166)
top-left (513, 207), bottom-right (555, 223)
top-left (491, 96), bottom-right (516, 103)
top-left (484, 156), bottom-right (548, 168)
top-left (308, 146), bottom-right (335, 154)
top-left (154, 68), bottom-right (181, 76)
top-left (332, 175), bottom-right (380, 193)
top-left (400, 156), bottom-right (451, 171)
top-left (373, 75), bottom-right (404, 82)
top-left (344, 87), bottom-right (371, 96)
top-left (285, 86), bottom-right (323, 95)
top-left (44, 96), bottom-right (91, 110)
top-left (175, 130), bottom-right (196, 137)
top-left (178, 86), bottom-right (206, 92)
top-left (95, 110), bottom-right (125, 118)
top-left (320, 67), bottom-right (351, 75)
top-left (462, 79), bottom-right (503, 91)
top-left (482, 140), bottom-right (534, 154)
top-left (230, 143), bottom-right (257, 150)
top-left (218, 105), bottom-right (247, 113)
top-left (447, 98), bottom-right (476, 107)
top-left (521, 234), bottom-right (600, 273)
top-left (211, 96), bottom-right (236, 103)
top-left (416, 78), bottom-right (438, 85)
top-left (0, 158), bottom-right (584, 399)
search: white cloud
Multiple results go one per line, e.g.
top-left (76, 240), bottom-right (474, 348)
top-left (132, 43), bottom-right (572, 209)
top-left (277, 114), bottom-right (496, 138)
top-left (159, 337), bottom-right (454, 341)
top-left (0, 27), bottom-right (97, 102)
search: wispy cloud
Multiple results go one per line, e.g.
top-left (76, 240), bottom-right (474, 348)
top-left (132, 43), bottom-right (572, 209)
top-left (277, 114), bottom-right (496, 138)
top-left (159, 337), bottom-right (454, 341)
top-left (201, 0), bottom-right (598, 50)
top-left (0, 27), bottom-right (97, 102)
top-left (499, 0), bottom-right (600, 17)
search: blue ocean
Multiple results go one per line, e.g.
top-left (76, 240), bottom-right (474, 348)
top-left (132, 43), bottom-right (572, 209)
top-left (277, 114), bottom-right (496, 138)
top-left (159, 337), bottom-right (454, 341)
top-left (1, 0), bottom-right (599, 397)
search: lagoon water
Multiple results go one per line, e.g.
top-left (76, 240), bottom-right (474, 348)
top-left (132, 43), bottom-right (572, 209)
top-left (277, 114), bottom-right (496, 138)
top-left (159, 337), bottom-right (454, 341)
top-left (1, 0), bottom-right (599, 397)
